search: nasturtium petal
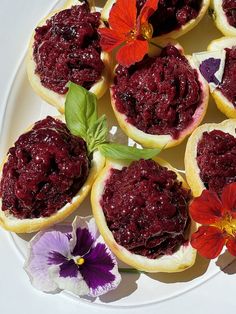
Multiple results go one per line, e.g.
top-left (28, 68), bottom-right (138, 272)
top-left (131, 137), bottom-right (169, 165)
top-left (109, 0), bottom-right (137, 35)
top-left (190, 189), bottom-right (223, 224)
top-left (116, 39), bottom-right (148, 67)
top-left (99, 27), bottom-right (124, 52)
top-left (191, 226), bottom-right (225, 259)
top-left (221, 183), bottom-right (236, 218)
top-left (138, 0), bottom-right (159, 26)
top-left (226, 236), bottom-right (236, 256)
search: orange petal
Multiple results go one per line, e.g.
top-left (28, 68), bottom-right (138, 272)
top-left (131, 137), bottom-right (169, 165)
top-left (189, 189), bottom-right (223, 225)
top-left (116, 39), bottom-right (148, 67)
top-left (226, 236), bottom-right (236, 256)
top-left (99, 28), bottom-right (124, 52)
top-left (109, 0), bottom-right (137, 36)
top-left (138, 0), bottom-right (159, 25)
top-left (191, 226), bottom-right (225, 259)
top-left (221, 182), bottom-right (236, 218)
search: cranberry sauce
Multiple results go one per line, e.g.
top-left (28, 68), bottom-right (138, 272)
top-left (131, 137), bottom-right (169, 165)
top-left (218, 46), bottom-right (236, 107)
top-left (222, 0), bottom-right (236, 27)
top-left (33, 4), bottom-right (104, 94)
top-left (100, 159), bottom-right (191, 258)
top-left (197, 130), bottom-right (236, 194)
top-left (112, 45), bottom-right (202, 139)
top-left (137, 0), bottom-right (203, 36)
top-left (0, 117), bottom-right (90, 219)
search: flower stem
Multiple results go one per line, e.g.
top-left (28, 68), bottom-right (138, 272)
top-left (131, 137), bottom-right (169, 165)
top-left (118, 267), bottom-right (142, 274)
top-left (149, 41), bottom-right (163, 50)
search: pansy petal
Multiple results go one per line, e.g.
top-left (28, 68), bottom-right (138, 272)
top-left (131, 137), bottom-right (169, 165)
top-left (116, 39), bottom-right (148, 67)
top-left (222, 183), bottom-right (236, 218)
top-left (49, 265), bottom-right (90, 296)
top-left (70, 216), bottom-right (95, 257)
top-left (24, 230), bottom-right (70, 292)
top-left (80, 238), bottom-right (121, 297)
top-left (59, 259), bottom-right (79, 278)
top-left (99, 27), bottom-right (124, 52)
top-left (138, 0), bottom-right (159, 25)
top-left (226, 236), bottom-right (236, 256)
top-left (109, 0), bottom-right (137, 35)
top-left (189, 189), bottom-right (223, 224)
top-left (191, 226), bottom-right (225, 259)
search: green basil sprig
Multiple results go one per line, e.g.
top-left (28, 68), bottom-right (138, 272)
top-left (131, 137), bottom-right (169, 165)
top-left (65, 82), bottom-right (162, 160)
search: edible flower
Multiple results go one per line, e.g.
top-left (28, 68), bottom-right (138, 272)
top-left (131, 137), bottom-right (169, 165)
top-left (190, 183), bottom-right (236, 259)
top-left (24, 216), bottom-right (121, 297)
top-left (99, 0), bottom-right (159, 67)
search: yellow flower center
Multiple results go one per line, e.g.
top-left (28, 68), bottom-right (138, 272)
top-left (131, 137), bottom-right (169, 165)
top-left (140, 22), bottom-right (153, 40)
top-left (75, 257), bottom-right (85, 266)
top-left (214, 213), bottom-right (236, 237)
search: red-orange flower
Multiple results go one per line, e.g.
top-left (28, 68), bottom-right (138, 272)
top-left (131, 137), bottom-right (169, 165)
top-left (99, 0), bottom-right (159, 67)
top-left (190, 183), bottom-right (236, 259)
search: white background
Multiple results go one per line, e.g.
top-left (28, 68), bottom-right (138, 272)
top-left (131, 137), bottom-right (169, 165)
top-left (0, 1), bottom-right (236, 313)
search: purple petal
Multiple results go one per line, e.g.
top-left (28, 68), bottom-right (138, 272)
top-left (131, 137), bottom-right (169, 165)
top-left (49, 266), bottom-right (89, 296)
top-left (80, 240), bottom-right (121, 297)
top-left (48, 251), bottom-right (67, 265)
top-left (71, 227), bottom-right (94, 257)
top-left (24, 230), bottom-right (70, 292)
top-left (199, 58), bottom-right (221, 84)
top-left (59, 259), bottom-right (79, 278)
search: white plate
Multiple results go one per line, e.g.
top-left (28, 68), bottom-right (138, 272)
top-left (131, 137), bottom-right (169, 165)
top-left (0, 1), bottom-right (236, 313)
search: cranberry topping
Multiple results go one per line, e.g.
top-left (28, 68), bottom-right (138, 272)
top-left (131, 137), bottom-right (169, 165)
top-left (197, 130), bottom-right (236, 194)
top-left (218, 46), bottom-right (236, 107)
top-left (112, 45), bottom-right (202, 139)
top-left (222, 0), bottom-right (236, 27)
top-left (100, 159), bottom-right (190, 258)
top-left (33, 4), bottom-right (104, 94)
top-left (137, 0), bottom-right (203, 36)
top-left (0, 117), bottom-right (90, 219)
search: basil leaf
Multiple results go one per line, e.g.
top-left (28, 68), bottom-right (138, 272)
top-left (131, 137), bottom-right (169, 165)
top-left (87, 115), bottom-right (108, 153)
top-left (65, 82), bottom-right (97, 139)
top-left (98, 143), bottom-right (162, 161)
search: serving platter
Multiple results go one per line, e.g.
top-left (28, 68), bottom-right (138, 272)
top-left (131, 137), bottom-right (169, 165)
top-left (0, 0), bottom-right (236, 310)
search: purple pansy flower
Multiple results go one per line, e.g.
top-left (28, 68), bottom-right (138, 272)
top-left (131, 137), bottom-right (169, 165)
top-left (24, 216), bottom-right (121, 297)
top-left (199, 58), bottom-right (221, 85)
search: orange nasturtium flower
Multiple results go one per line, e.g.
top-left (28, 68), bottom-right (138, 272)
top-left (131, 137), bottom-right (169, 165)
top-left (190, 183), bottom-right (236, 259)
top-left (99, 0), bottom-right (159, 67)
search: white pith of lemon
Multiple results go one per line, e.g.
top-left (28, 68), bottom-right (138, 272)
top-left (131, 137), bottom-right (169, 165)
top-left (27, 0), bottom-right (111, 113)
top-left (185, 119), bottom-right (236, 197)
top-left (207, 37), bottom-right (236, 118)
top-left (110, 39), bottom-right (209, 149)
top-left (91, 157), bottom-right (197, 273)
top-left (210, 0), bottom-right (236, 36)
top-left (101, 0), bottom-right (210, 39)
top-left (0, 116), bottom-right (105, 233)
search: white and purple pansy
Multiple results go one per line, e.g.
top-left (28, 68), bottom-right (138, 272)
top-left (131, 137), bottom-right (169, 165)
top-left (24, 216), bottom-right (121, 297)
top-left (192, 50), bottom-right (226, 91)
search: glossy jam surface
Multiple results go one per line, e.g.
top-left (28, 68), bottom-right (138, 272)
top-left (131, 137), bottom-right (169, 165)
top-left (100, 159), bottom-right (190, 258)
top-left (137, 0), bottom-right (203, 36)
top-left (33, 4), bottom-right (104, 94)
top-left (113, 45), bottom-right (202, 139)
top-left (0, 117), bottom-right (90, 219)
top-left (197, 130), bottom-right (236, 194)
top-left (218, 46), bottom-right (236, 107)
top-left (222, 0), bottom-right (236, 27)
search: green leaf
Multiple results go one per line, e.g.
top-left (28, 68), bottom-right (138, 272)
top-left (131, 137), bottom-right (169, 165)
top-left (87, 115), bottom-right (108, 153)
top-left (65, 82), bottom-right (98, 139)
top-left (98, 143), bottom-right (162, 161)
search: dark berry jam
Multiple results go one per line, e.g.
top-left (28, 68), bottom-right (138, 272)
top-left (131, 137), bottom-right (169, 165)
top-left (218, 46), bottom-right (236, 107)
top-left (112, 45), bottom-right (202, 139)
top-left (222, 0), bottom-right (236, 27)
top-left (100, 159), bottom-right (191, 259)
top-left (136, 0), bottom-right (203, 36)
top-left (0, 117), bottom-right (90, 219)
top-left (33, 4), bottom-right (104, 94)
top-left (197, 130), bottom-right (236, 194)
